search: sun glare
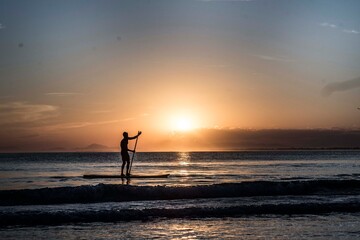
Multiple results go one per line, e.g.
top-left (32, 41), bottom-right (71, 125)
top-left (175, 117), bottom-right (192, 131)
top-left (173, 116), bottom-right (193, 131)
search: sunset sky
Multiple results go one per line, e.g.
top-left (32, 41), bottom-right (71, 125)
top-left (0, 0), bottom-right (360, 152)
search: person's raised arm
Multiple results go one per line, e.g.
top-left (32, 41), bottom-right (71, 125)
top-left (128, 131), bottom-right (142, 140)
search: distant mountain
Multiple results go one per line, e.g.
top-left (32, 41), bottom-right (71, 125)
top-left (76, 143), bottom-right (114, 152)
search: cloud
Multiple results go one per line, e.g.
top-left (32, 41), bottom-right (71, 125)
top-left (203, 64), bottom-right (229, 69)
top-left (319, 22), bottom-right (338, 29)
top-left (19, 134), bottom-right (40, 139)
top-left (45, 92), bottom-right (83, 97)
top-left (40, 120), bottom-right (119, 131)
top-left (0, 23), bottom-right (5, 29)
top-left (90, 110), bottom-right (112, 114)
top-left (0, 102), bottom-right (58, 124)
top-left (121, 117), bottom-right (135, 121)
top-left (253, 54), bottom-right (293, 63)
top-left (320, 22), bottom-right (359, 35)
top-left (322, 77), bottom-right (360, 96)
top-left (343, 29), bottom-right (359, 34)
top-left (156, 128), bottom-right (360, 151)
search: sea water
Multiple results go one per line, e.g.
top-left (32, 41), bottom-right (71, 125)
top-left (0, 151), bottom-right (360, 239)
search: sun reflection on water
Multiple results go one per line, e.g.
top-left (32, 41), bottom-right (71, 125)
top-left (177, 152), bottom-right (190, 166)
top-left (178, 170), bottom-right (189, 176)
top-left (179, 161), bottom-right (190, 166)
top-left (177, 152), bottom-right (191, 178)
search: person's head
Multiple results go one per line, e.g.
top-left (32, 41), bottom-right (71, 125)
top-left (123, 132), bottom-right (128, 138)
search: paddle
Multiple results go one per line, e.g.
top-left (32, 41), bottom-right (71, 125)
top-left (129, 132), bottom-right (140, 174)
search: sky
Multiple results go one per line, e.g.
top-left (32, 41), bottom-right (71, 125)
top-left (0, 0), bottom-right (360, 152)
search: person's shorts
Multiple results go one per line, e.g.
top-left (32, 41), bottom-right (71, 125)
top-left (121, 152), bottom-right (130, 162)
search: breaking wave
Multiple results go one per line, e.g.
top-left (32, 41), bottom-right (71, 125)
top-left (1, 202), bottom-right (360, 226)
top-left (1, 179), bottom-right (360, 206)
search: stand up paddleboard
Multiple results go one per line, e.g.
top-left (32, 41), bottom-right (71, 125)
top-left (83, 174), bottom-right (170, 179)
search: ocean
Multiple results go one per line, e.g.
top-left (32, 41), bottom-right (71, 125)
top-left (0, 151), bottom-right (360, 239)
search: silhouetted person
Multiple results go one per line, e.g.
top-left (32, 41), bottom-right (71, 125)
top-left (120, 131), bottom-right (141, 176)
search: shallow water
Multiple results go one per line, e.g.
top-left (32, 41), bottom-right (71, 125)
top-left (1, 214), bottom-right (360, 240)
top-left (0, 151), bottom-right (359, 239)
top-left (1, 151), bottom-right (359, 190)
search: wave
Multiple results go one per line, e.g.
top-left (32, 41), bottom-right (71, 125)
top-left (1, 201), bottom-right (360, 226)
top-left (1, 179), bottom-right (360, 206)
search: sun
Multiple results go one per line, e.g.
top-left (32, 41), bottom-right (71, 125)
top-left (173, 116), bottom-right (193, 131)
top-left (166, 111), bottom-right (199, 132)
top-left (175, 117), bottom-right (192, 131)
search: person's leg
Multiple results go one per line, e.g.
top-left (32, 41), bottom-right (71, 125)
top-left (126, 160), bottom-right (130, 175)
top-left (121, 160), bottom-right (126, 176)
top-left (122, 152), bottom-right (130, 176)
top-left (121, 152), bottom-right (128, 176)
